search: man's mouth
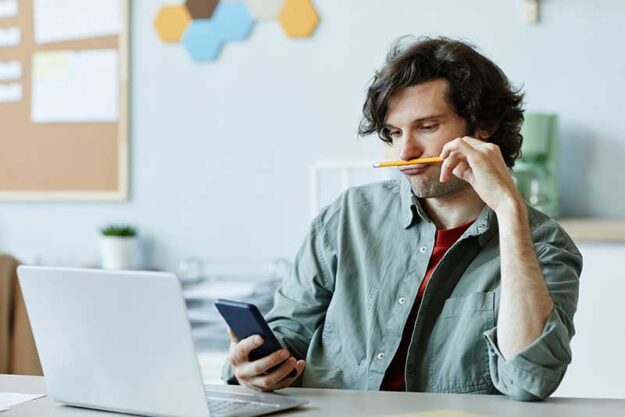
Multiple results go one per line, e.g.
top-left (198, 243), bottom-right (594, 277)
top-left (399, 164), bottom-right (430, 176)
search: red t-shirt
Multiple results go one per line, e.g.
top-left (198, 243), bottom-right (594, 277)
top-left (380, 221), bottom-right (473, 391)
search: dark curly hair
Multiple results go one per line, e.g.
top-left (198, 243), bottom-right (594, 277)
top-left (359, 36), bottom-right (525, 168)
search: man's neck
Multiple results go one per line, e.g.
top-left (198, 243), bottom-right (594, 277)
top-left (419, 185), bottom-right (485, 230)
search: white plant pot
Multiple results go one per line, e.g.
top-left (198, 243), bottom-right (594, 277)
top-left (99, 236), bottom-right (137, 270)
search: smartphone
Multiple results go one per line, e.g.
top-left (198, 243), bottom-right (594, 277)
top-left (215, 299), bottom-right (297, 377)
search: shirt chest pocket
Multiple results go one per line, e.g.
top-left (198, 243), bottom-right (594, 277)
top-left (424, 291), bottom-right (496, 393)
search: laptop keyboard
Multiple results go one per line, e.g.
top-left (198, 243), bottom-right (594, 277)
top-left (206, 396), bottom-right (280, 417)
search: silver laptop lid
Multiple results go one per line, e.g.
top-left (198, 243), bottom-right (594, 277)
top-left (18, 266), bottom-right (210, 417)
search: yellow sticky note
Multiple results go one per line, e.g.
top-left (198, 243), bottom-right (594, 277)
top-left (388, 410), bottom-right (487, 417)
top-left (32, 51), bottom-right (71, 79)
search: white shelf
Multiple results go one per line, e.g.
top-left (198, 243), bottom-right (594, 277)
top-left (558, 219), bottom-right (625, 242)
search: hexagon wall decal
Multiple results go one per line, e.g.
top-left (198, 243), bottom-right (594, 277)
top-left (212, 1), bottom-right (255, 42)
top-left (154, 0), bottom-right (320, 62)
top-left (278, 0), bottom-right (319, 38)
top-left (185, 0), bottom-right (219, 19)
top-left (244, 0), bottom-right (285, 20)
top-left (182, 19), bottom-right (224, 61)
top-left (154, 4), bottom-right (192, 43)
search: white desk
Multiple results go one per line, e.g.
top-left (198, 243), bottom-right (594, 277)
top-left (2, 374), bottom-right (624, 417)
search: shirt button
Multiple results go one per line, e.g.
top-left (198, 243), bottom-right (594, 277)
top-left (377, 352), bottom-right (385, 360)
top-left (419, 246), bottom-right (427, 253)
top-left (398, 297), bottom-right (406, 304)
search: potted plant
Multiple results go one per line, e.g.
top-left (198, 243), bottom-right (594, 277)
top-left (99, 224), bottom-right (138, 270)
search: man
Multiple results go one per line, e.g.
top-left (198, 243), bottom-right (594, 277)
top-left (222, 37), bottom-right (582, 401)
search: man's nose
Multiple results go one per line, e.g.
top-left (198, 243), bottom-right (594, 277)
top-left (399, 134), bottom-right (423, 161)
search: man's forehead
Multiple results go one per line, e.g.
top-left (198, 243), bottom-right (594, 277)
top-left (386, 79), bottom-right (452, 124)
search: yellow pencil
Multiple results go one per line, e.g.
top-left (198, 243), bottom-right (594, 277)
top-left (372, 157), bottom-right (444, 168)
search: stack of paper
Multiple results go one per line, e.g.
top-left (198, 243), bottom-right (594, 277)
top-left (0, 393), bottom-right (45, 412)
top-left (184, 277), bottom-right (282, 349)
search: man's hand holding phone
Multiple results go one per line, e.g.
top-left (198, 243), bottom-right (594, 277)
top-left (227, 328), bottom-right (306, 392)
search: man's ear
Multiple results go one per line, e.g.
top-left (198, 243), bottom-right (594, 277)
top-left (475, 126), bottom-right (497, 141)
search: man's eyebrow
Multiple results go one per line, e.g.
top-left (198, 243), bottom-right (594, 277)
top-left (384, 114), bottom-right (445, 129)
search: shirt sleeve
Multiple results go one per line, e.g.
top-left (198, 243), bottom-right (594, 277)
top-left (483, 228), bottom-right (582, 401)
top-left (221, 214), bottom-right (336, 385)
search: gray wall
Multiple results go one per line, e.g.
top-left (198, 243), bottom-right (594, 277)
top-left (1, 0), bottom-right (624, 271)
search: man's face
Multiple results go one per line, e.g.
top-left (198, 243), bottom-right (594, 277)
top-left (385, 79), bottom-right (469, 198)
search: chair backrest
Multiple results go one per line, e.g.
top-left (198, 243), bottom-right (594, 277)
top-left (309, 160), bottom-right (394, 219)
top-left (0, 254), bottom-right (43, 375)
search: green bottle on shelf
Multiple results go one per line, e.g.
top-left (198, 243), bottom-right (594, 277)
top-left (513, 112), bottom-right (559, 218)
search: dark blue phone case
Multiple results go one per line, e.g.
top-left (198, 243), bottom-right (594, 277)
top-left (214, 299), bottom-right (296, 377)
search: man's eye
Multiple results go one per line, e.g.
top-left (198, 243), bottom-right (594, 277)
top-left (390, 130), bottom-right (401, 138)
top-left (421, 124), bottom-right (438, 131)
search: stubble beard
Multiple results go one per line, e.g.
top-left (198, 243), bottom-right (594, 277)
top-left (407, 166), bottom-right (468, 199)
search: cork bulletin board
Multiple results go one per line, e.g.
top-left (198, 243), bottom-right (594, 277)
top-left (0, 0), bottom-right (129, 201)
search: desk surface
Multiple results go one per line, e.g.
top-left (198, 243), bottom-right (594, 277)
top-left (1, 375), bottom-right (624, 417)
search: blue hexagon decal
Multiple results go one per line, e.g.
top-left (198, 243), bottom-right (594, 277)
top-left (181, 2), bottom-right (255, 62)
top-left (182, 19), bottom-right (223, 61)
top-left (212, 2), bottom-right (255, 42)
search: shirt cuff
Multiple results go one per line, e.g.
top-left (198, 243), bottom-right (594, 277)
top-left (483, 308), bottom-right (572, 401)
top-left (220, 360), bottom-right (239, 385)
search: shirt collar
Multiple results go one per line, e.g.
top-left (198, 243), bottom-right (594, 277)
top-left (400, 178), bottom-right (421, 228)
top-left (400, 177), bottom-right (435, 228)
top-left (399, 177), bottom-right (498, 246)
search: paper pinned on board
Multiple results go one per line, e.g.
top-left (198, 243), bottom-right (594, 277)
top-left (0, 60), bottom-right (21, 81)
top-left (33, 0), bottom-right (121, 44)
top-left (0, 82), bottom-right (22, 103)
top-left (0, 0), bottom-right (18, 18)
top-left (0, 27), bottom-right (20, 47)
top-left (0, 392), bottom-right (45, 412)
top-left (31, 49), bottom-right (119, 123)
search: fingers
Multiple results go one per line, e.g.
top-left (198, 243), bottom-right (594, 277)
top-left (439, 136), bottom-right (504, 183)
top-left (440, 137), bottom-right (479, 161)
top-left (439, 150), bottom-right (467, 183)
top-left (228, 334), bottom-right (263, 367)
top-left (247, 357), bottom-right (300, 392)
top-left (272, 360), bottom-right (306, 391)
top-left (236, 348), bottom-right (290, 380)
top-left (438, 136), bottom-right (516, 208)
top-left (458, 136), bottom-right (487, 147)
top-left (451, 160), bottom-right (472, 182)
top-left (442, 136), bottom-right (501, 160)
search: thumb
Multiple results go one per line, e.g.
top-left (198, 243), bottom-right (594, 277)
top-left (226, 327), bottom-right (239, 343)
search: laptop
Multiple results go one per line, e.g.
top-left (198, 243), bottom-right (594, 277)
top-left (17, 266), bottom-right (308, 417)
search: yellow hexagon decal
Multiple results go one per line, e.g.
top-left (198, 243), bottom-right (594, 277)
top-left (154, 4), bottom-right (192, 43)
top-left (278, 0), bottom-right (319, 38)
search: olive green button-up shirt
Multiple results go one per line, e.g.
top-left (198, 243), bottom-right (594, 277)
top-left (222, 178), bottom-right (582, 401)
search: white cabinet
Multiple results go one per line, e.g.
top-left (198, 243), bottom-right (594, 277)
top-left (554, 243), bottom-right (625, 399)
